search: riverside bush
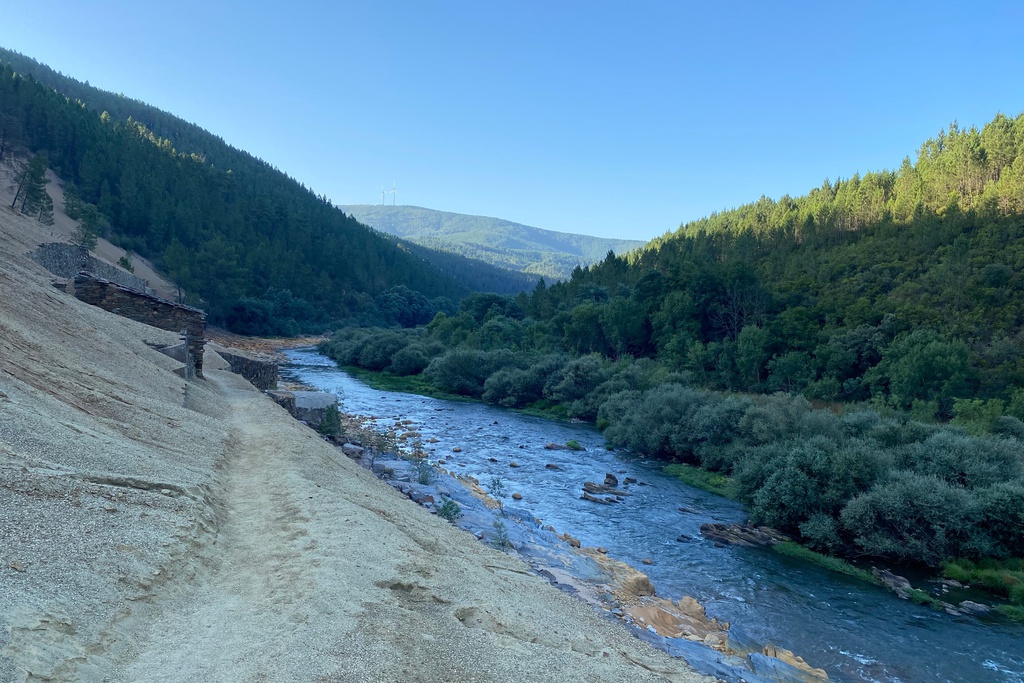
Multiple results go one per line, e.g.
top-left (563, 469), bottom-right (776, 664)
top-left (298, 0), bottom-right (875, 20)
top-left (358, 331), bottom-right (414, 371)
top-left (424, 348), bottom-right (520, 397)
top-left (839, 472), bottom-right (985, 564)
top-left (390, 342), bottom-right (443, 376)
top-left (482, 353), bottom-right (568, 408)
top-left (437, 498), bottom-right (462, 523)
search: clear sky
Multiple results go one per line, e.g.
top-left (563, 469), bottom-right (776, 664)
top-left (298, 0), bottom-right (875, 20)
top-left (3, 1), bottom-right (1023, 241)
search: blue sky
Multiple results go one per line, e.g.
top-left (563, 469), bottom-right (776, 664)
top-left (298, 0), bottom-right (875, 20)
top-left (3, 1), bottom-right (1024, 241)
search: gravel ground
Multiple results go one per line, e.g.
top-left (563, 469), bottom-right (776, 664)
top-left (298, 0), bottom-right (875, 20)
top-left (0, 206), bottom-right (709, 683)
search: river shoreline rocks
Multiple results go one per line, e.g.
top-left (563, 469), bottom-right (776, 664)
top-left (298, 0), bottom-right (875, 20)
top-left (326, 409), bottom-right (829, 683)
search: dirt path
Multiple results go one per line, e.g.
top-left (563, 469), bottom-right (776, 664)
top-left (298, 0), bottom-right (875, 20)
top-left (111, 372), bottom-right (708, 682)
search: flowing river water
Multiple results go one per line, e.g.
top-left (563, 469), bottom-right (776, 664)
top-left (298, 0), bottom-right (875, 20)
top-left (283, 348), bottom-right (1024, 683)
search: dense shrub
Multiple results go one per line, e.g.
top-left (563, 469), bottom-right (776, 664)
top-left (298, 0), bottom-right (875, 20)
top-left (601, 384), bottom-right (707, 458)
top-left (568, 358), bottom-right (660, 421)
top-left (544, 354), bottom-right (610, 403)
top-left (749, 436), bottom-right (891, 531)
top-left (424, 349), bottom-right (520, 397)
top-left (978, 482), bottom-right (1024, 557)
top-left (840, 472), bottom-right (985, 565)
top-left (738, 394), bottom-right (812, 446)
top-left (898, 431), bottom-right (1023, 489)
top-left (358, 331), bottom-right (414, 371)
top-left (389, 344), bottom-right (433, 376)
top-left (482, 353), bottom-right (568, 408)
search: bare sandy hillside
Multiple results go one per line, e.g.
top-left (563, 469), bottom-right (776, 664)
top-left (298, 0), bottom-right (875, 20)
top-left (0, 205), bottom-right (707, 682)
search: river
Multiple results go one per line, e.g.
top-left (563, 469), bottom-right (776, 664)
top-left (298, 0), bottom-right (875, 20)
top-left (282, 347), bottom-right (1024, 683)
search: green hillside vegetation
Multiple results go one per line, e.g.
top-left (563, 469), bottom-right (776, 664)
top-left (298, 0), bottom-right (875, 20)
top-left (342, 204), bottom-right (646, 280)
top-left (0, 48), bottom-right (531, 333)
top-left (322, 114), bottom-right (1024, 584)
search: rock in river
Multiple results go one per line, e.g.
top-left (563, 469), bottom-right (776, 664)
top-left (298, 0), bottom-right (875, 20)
top-left (699, 523), bottom-right (790, 548)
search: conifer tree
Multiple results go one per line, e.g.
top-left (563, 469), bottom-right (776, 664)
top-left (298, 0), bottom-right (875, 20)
top-left (10, 154), bottom-right (49, 216)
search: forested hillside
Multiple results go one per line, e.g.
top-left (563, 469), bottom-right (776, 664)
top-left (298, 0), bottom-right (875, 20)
top-left (349, 114), bottom-right (1024, 419)
top-left (0, 48), bottom-right (530, 332)
top-left (558, 114), bottom-right (1024, 409)
top-left (343, 204), bottom-right (646, 280)
top-left (322, 114), bottom-right (1024, 575)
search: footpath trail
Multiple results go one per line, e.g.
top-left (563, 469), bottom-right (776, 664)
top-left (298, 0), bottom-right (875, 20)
top-left (112, 371), bottom-right (708, 683)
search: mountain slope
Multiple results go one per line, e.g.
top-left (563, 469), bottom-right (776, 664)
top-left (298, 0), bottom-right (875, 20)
top-left (0, 48), bottom-right (532, 331)
top-left (343, 204), bottom-right (646, 280)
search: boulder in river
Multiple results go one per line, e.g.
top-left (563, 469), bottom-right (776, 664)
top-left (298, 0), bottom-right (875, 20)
top-left (559, 532), bottom-right (581, 548)
top-left (452, 447), bottom-right (462, 453)
top-left (604, 472), bottom-right (619, 487)
top-left (509, 461), bottom-right (520, 468)
top-left (958, 600), bottom-right (992, 615)
top-left (545, 463), bottom-right (563, 471)
top-left (583, 481), bottom-right (632, 496)
top-left (872, 568), bottom-right (912, 597)
top-left (699, 523), bottom-right (790, 548)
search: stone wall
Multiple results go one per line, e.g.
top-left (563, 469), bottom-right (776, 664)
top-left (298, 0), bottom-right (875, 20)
top-left (72, 273), bottom-right (207, 376)
top-left (267, 390), bottom-right (338, 428)
top-left (31, 243), bottom-right (153, 294)
top-left (218, 350), bottom-right (279, 390)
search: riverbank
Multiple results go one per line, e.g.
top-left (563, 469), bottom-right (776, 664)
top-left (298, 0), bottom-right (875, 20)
top-left (321, 408), bottom-right (830, 683)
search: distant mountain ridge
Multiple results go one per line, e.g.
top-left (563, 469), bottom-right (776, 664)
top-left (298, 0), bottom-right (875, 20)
top-left (342, 205), bottom-right (646, 281)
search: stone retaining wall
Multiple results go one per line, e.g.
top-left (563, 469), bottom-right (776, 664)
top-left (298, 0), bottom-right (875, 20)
top-left (72, 272), bottom-right (207, 376)
top-left (267, 390), bottom-right (337, 428)
top-left (31, 243), bottom-right (152, 293)
top-left (218, 350), bottom-right (279, 390)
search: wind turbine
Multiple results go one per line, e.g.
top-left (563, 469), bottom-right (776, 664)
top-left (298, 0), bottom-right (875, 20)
top-left (380, 185), bottom-right (386, 205)
top-left (389, 182), bottom-right (397, 206)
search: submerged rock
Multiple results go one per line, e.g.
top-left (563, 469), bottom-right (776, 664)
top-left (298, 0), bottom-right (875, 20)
top-left (699, 523), bottom-right (789, 548)
top-left (581, 491), bottom-right (613, 505)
